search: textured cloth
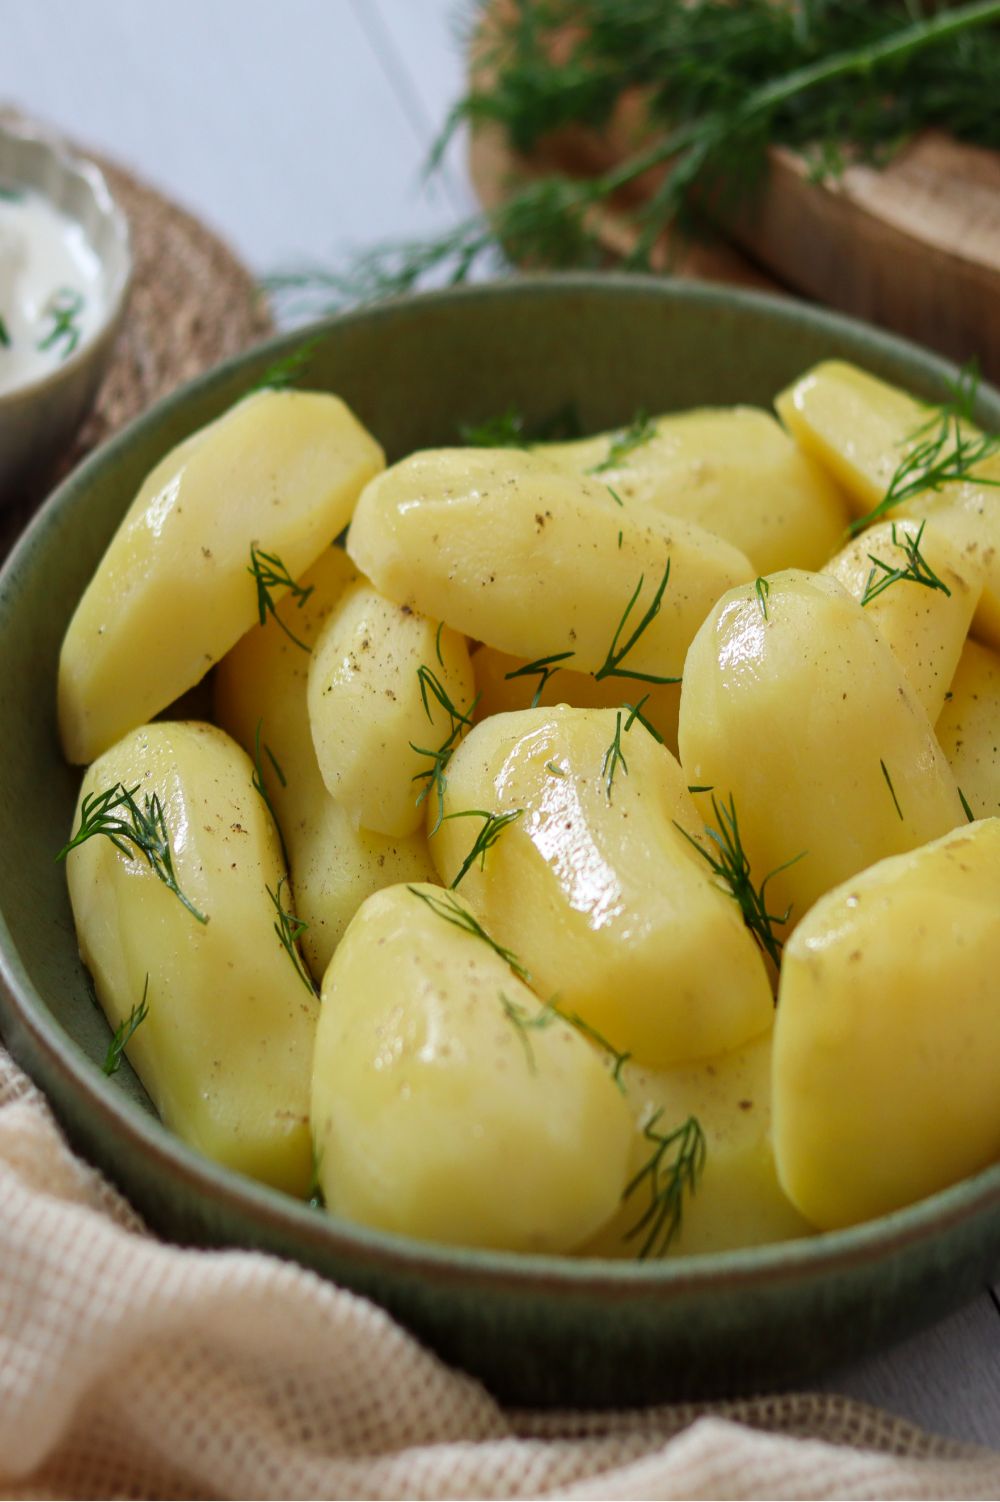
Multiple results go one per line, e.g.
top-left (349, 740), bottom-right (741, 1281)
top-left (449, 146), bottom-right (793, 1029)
top-left (1, 1048), bottom-right (1000, 1500)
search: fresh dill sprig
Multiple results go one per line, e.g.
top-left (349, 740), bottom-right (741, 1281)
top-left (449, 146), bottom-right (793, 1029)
top-left (460, 407), bottom-right (526, 447)
top-left (594, 561), bottom-right (679, 685)
top-left (500, 989), bottom-right (631, 1087)
top-left (546, 999), bottom-right (631, 1090)
top-left (444, 808), bottom-right (523, 889)
top-left (622, 695), bottom-right (665, 745)
top-left (37, 287), bottom-right (84, 359)
top-left (252, 719), bottom-right (289, 867)
top-left (58, 782), bottom-right (208, 925)
top-left (504, 650), bottom-right (576, 706)
top-left (434, 621), bottom-right (445, 666)
top-left (102, 975), bottom-right (150, 1077)
top-left (248, 544), bottom-right (314, 652)
top-left (623, 1110), bottom-right (706, 1260)
top-left (606, 486), bottom-right (624, 507)
top-left (859, 520), bottom-right (953, 606)
top-left (267, 875), bottom-right (316, 995)
top-left (500, 989), bottom-right (555, 1072)
top-left (959, 787), bottom-right (976, 822)
top-left (755, 577), bottom-right (770, 620)
top-left (880, 759), bottom-right (904, 820)
top-left (546, 761), bottom-right (567, 776)
top-left (410, 667), bottom-right (480, 834)
top-left (588, 410), bottom-right (657, 473)
top-left (602, 709), bottom-right (628, 797)
top-left (408, 886), bottom-right (532, 982)
top-left (248, 335), bottom-right (323, 395)
top-left (0, 313), bottom-right (9, 348)
top-left (675, 793), bottom-right (804, 968)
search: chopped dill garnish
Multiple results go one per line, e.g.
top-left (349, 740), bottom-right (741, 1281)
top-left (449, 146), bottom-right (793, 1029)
top-left (594, 560), bottom-right (680, 685)
top-left (504, 650), bottom-right (575, 706)
top-left (675, 793), bottom-right (804, 968)
top-left (959, 787), bottom-right (975, 822)
top-left (546, 999), bottom-right (630, 1090)
top-left (623, 1110), bottom-right (706, 1260)
top-left (755, 577), bottom-right (770, 620)
top-left (500, 990), bottom-right (631, 1087)
top-left (248, 334), bottom-right (323, 395)
top-left (37, 287), bottom-right (84, 359)
top-left (618, 531), bottom-right (623, 550)
top-left (606, 486), bottom-right (624, 506)
top-left (688, 785), bottom-right (714, 794)
top-left (460, 407), bottom-right (527, 447)
top-left (546, 761), bottom-right (566, 777)
top-left (0, 313), bottom-right (9, 347)
top-left (410, 667), bottom-right (480, 834)
top-left (880, 759), bottom-right (904, 820)
top-left (408, 886), bottom-right (531, 982)
top-left (248, 544), bottom-right (314, 652)
top-left (103, 975), bottom-right (150, 1077)
top-left (499, 989), bottom-right (555, 1073)
top-left (444, 808), bottom-right (523, 889)
top-left (859, 520), bottom-right (952, 606)
top-left (588, 410), bottom-right (657, 473)
top-left (622, 694), bottom-right (665, 745)
top-left (602, 709), bottom-right (628, 797)
top-left (267, 875), bottom-right (316, 995)
top-left (58, 782), bottom-right (208, 925)
top-left (435, 620), bottom-right (445, 666)
top-left (252, 718), bottom-right (288, 867)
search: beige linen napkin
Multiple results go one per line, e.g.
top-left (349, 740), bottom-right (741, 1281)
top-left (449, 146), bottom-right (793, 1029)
top-left (0, 1046), bottom-right (998, 1501)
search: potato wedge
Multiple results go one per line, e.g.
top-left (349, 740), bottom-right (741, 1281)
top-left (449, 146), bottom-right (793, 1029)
top-left (822, 519), bottom-right (981, 722)
top-left (65, 720), bottom-right (318, 1196)
top-left (935, 637), bottom-right (1000, 820)
top-left (59, 389), bottom-right (385, 765)
top-left (678, 570), bottom-right (965, 930)
top-left (773, 820), bottom-right (1000, 1230)
top-left (214, 547), bottom-right (438, 980)
top-left (310, 882), bottom-right (632, 1252)
top-left (429, 706), bottom-right (773, 1068)
top-left (347, 448), bottom-right (754, 680)
top-left (579, 1028), bottom-right (813, 1258)
top-left (307, 582), bottom-right (475, 837)
top-left (542, 407), bottom-right (849, 574)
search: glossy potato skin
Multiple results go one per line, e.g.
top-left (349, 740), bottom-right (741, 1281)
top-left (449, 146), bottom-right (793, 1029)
top-left (823, 519), bottom-right (981, 723)
top-left (347, 448), bottom-right (754, 680)
top-left (774, 820), bottom-right (1000, 1230)
top-left (543, 406), bottom-right (849, 575)
top-left (935, 637), bottom-right (1000, 820)
top-left (307, 582), bottom-right (474, 837)
top-left (310, 882), bottom-right (633, 1252)
top-left (579, 1028), bottom-right (813, 1258)
top-left (429, 707), bottom-right (774, 1068)
top-left (59, 390), bottom-right (385, 765)
top-left (65, 721), bottom-right (318, 1196)
top-left (214, 547), bottom-right (438, 981)
top-left (679, 570), bottom-right (965, 931)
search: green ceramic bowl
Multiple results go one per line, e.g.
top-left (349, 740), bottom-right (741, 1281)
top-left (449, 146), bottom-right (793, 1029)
top-left (2, 274), bottom-right (999, 1410)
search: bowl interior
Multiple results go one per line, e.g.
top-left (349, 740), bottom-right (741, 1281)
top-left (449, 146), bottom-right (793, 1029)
top-left (4, 275), bottom-right (1000, 1406)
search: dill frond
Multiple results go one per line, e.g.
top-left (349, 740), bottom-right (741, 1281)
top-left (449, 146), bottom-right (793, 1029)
top-left (623, 1110), bottom-right (706, 1259)
top-left (859, 521), bottom-right (953, 605)
top-left (594, 560), bottom-right (680, 685)
top-left (408, 886), bottom-right (532, 982)
top-left (410, 666), bottom-right (480, 834)
top-left (460, 407), bottom-right (527, 447)
top-left (58, 782), bottom-right (208, 925)
top-left (499, 989), bottom-right (556, 1072)
top-left (959, 787), bottom-right (975, 822)
top-left (267, 875), bottom-right (316, 995)
top-left (501, 989), bottom-right (631, 1086)
top-left (602, 709), bottom-right (628, 797)
top-left (755, 577), bottom-right (771, 620)
top-left (248, 334), bottom-right (323, 395)
top-left (880, 759), bottom-right (904, 820)
top-left (444, 808), bottom-right (523, 888)
top-left (622, 694), bottom-right (665, 745)
top-left (252, 719), bottom-right (289, 867)
top-left (37, 287), bottom-right (84, 359)
top-left (248, 544), bottom-right (314, 651)
top-left (102, 975), bottom-right (150, 1077)
top-left (588, 410), bottom-right (657, 473)
top-left (504, 650), bottom-right (576, 706)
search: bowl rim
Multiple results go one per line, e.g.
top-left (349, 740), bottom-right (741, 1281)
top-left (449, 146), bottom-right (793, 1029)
top-left (5, 268), bottom-right (1000, 1301)
top-left (0, 112), bottom-right (132, 407)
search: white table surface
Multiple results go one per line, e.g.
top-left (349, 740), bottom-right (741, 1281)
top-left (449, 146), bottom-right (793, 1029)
top-left (4, 0), bottom-right (1000, 1449)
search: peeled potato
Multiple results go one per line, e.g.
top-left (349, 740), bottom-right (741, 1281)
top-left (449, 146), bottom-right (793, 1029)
top-left (65, 720), bottom-right (318, 1196)
top-left (935, 637), bottom-right (1000, 820)
top-left (214, 547), bottom-right (438, 980)
top-left (679, 570), bottom-right (965, 931)
top-left (579, 1027), bottom-right (813, 1258)
top-left (347, 448), bottom-right (754, 680)
top-left (429, 706), bottom-right (773, 1068)
top-left (774, 820), bottom-right (1000, 1230)
top-left (307, 582), bottom-right (475, 837)
top-left (822, 519), bottom-right (981, 723)
top-left (542, 406), bottom-right (849, 574)
top-left (311, 882), bottom-right (633, 1252)
top-left (59, 389), bottom-right (385, 765)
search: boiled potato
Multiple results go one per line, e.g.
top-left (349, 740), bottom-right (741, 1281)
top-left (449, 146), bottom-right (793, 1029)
top-left (895, 459), bottom-right (1000, 653)
top-left (579, 1028), bottom-right (813, 1258)
top-left (542, 406), bottom-right (849, 574)
top-left (429, 706), bottom-right (773, 1068)
top-left (472, 643), bottom-right (682, 758)
top-left (311, 882), bottom-right (632, 1252)
top-left (935, 638), bottom-right (1000, 820)
top-left (214, 546), bottom-right (438, 980)
top-left (65, 720), bottom-right (318, 1196)
top-left (347, 448), bottom-right (754, 680)
top-left (679, 570), bottom-right (965, 930)
top-left (774, 819), bottom-right (1000, 1230)
top-left (59, 389), bottom-right (385, 765)
top-left (307, 582), bottom-right (475, 837)
top-left (822, 519), bottom-right (981, 722)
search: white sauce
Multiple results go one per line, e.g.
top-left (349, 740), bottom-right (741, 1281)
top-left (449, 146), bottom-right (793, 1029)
top-left (0, 185), bottom-right (106, 395)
